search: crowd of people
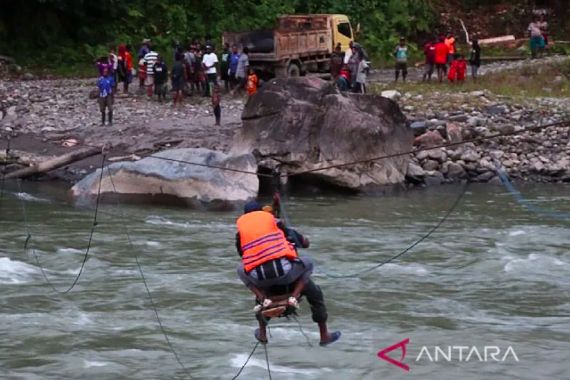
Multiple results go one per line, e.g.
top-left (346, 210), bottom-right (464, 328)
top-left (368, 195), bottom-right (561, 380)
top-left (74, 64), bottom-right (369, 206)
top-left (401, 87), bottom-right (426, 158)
top-left (417, 33), bottom-right (480, 84)
top-left (94, 39), bottom-right (259, 126)
top-left (94, 14), bottom-right (553, 126)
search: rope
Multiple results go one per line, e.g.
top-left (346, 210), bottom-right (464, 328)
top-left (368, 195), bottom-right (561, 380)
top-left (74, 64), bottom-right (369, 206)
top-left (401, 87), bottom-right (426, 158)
top-left (292, 314), bottom-right (314, 347)
top-left (106, 167), bottom-right (193, 379)
top-left (495, 162), bottom-right (570, 222)
top-left (278, 182), bottom-right (469, 279)
top-left (263, 344), bottom-right (272, 380)
top-left (231, 341), bottom-right (260, 380)
top-left (18, 153), bottom-right (106, 294)
top-left (76, 119), bottom-right (569, 180)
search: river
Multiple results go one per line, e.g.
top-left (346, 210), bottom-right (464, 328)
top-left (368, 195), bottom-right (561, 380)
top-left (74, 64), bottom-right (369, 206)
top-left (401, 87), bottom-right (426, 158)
top-left (0, 181), bottom-right (568, 380)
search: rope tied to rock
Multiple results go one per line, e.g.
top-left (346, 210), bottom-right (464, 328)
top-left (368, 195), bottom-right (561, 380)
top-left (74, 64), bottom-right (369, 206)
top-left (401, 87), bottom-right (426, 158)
top-left (494, 160), bottom-right (570, 222)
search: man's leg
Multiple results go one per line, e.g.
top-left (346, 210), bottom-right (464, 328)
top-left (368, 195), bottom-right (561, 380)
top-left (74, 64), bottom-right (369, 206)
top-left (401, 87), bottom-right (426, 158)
top-left (302, 278), bottom-right (340, 345)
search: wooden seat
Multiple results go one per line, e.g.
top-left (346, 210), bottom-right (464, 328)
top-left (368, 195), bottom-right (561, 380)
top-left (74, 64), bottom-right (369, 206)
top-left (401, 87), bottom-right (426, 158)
top-left (259, 294), bottom-right (296, 319)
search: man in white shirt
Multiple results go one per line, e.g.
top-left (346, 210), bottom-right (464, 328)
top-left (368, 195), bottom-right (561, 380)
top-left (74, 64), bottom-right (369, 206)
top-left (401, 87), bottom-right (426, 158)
top-left (202, 45), bottom-right (218, 96)
top-left (143, 49), bottom-right (159, 97)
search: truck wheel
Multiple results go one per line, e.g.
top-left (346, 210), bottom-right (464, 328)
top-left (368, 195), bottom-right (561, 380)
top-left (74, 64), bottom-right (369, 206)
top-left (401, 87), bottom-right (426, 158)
top-left (287, 63), bottom-right (301, 77)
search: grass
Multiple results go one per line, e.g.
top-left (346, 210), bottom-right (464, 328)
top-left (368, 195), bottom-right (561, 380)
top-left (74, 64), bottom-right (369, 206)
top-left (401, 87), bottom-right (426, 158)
top-left (371, 59), bottom-right (570, 99)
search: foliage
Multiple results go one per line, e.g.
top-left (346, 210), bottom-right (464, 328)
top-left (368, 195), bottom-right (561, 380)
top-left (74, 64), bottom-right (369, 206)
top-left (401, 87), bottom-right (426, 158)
top-left (0, 0), bottom-right (436, 70)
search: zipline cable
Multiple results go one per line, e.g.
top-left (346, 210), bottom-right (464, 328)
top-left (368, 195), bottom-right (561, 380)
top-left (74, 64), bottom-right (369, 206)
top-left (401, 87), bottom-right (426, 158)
top-left (231, 342), bottom-right (260, 380)
top-left (285, 120), bottom-right (570, 178)
top-left (75, 119), bottom-right (569, 180)
top-left (105, 167), bottom-right (193, 379)
top-left (263, 344), bottom-right (272, 380)
top-left (277, 181), bottom-right (469, 279)
top-left (18, 153), bottom-right (106, 294)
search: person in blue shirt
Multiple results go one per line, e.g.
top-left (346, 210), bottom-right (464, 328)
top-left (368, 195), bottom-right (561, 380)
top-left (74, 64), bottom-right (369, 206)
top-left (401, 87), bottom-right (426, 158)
top-left (394, 37), bottom-right (408, 82)
top-left (228, 45), bottom-right (240, 90)
top-left (97, 66), bottom-right (115, 126)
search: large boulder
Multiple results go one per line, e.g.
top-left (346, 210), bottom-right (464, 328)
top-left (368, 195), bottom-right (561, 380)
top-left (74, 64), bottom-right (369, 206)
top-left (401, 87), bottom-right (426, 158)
top-left (71, 148), bottom-right (258, 209)
top-left (232, 77), bottom-right (413, 191)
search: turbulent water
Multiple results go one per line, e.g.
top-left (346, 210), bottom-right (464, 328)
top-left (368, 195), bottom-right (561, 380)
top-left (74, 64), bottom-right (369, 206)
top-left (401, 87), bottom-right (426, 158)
top-left (0, 182), bottom-right (568, 380)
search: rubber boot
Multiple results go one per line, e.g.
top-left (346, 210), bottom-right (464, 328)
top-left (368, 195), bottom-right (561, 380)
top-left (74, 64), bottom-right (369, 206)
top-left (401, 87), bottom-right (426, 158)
top-left (108, 111), bottom-right (113, 126)
top-left (101, 112), bottom-right (106, 126)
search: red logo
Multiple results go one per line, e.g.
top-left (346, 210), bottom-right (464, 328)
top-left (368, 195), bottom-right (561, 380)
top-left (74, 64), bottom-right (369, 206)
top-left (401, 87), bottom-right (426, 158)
top-left (377, 338), bottom-right (410, 372)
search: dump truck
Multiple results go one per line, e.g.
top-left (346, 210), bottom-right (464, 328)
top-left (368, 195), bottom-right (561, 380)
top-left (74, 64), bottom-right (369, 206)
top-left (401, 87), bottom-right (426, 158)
top-left (222, 14), bottom-right (355, 78)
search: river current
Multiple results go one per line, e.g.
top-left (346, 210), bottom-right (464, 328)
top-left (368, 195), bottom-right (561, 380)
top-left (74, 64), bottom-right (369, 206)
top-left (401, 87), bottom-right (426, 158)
top-left (0, 182), bottom-right (568, 379)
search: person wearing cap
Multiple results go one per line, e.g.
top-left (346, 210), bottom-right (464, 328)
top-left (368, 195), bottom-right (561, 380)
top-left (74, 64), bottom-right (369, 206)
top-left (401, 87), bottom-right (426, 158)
top-left (235, 200), bottom-right (341, 346)
top-left (202, 45), bottom-right (218, 96)
top-left (138, 38), bottom-right (151, 60)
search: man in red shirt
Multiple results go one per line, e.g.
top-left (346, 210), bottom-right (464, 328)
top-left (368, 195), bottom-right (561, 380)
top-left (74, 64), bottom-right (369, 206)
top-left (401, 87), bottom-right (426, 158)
top-left (422, 37), bottom-right (436, 81)
top-left (434, 36), bottom-right (449, 83)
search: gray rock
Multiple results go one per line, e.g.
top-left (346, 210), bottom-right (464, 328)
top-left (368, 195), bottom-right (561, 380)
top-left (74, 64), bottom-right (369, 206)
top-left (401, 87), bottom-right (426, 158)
top-left (448, 114), bottom-right (468, 122)
top-left (461, 150), bottom-right (480, 162)
top-left (492, 124), bottom-right (515, 134)
top-left (490, 150), bottom-right (505, 160)
top-left (486, 104), bottom-right (509, 115)
top-left (467, 116), bottom-right (485, 127)
top-left (410, 121), bottom-right (427, 136)
top-left (424, 171), bottom-right (444, 186)
top-left (470, 91), bottom-right (485, 97)
top-left (447, 162), bottom-right (466, 179)
top-left (428, 148), bottom-right (447, 163)
top-left (234, 77), bottom-right (413, 190)
top-left (72, 148), bottom-right (259, 208)
top-left (6, 106), bottom-right (16, 118)
top-left (415, 150), bottom-right (430, 161)
top-left (381, 90), bottom-right (401, 100)
top-left (475, 171), bottom-right (495, 182)
top-left (406, 162), bottom-right (426, 183)
top-left (422, 159), bottom-right (440, 171)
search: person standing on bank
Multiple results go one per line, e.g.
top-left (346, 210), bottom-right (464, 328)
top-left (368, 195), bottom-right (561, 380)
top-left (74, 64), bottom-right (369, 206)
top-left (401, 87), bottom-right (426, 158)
top-left (220, 42), bottom-right (231, 92)
top-left (234, 46), bottom-right (249, 94)
top-left (394, 37), bottom-right (408, 82)
top-left (171, 52), bottom-right (186, 106)
top-left (469, 39), bottom-right (481, 81)
top-left (202, 45), bottom-right (218, 97)
top-left (96, 66), bottom-right (114, 126)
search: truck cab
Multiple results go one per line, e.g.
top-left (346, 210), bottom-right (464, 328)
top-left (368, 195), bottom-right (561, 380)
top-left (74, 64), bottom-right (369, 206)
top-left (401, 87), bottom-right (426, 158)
top-left (331, 14), bottom-right (354, 53)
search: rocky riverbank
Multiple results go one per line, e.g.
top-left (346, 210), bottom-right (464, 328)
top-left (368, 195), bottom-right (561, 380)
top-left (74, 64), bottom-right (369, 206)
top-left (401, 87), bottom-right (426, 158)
top-left (0, 78), bottom-right (245, 180)
top-left (391, 90), bottom-right (570, 185)
top-left (1, 56), bottom-right (569, 191)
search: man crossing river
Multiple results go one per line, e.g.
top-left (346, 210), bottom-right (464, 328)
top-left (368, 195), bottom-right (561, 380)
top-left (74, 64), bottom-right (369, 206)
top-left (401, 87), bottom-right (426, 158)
top-left (236, 200), bottom-right (341, 345)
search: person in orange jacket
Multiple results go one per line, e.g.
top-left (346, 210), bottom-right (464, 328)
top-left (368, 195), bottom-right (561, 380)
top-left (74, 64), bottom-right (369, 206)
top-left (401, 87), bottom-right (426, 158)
top-left (434, 36), bottom-right (449, 83)
top-left (246, 68), bottom-right (258, 96)
top-left (236, 200), bottom-right (341, 346)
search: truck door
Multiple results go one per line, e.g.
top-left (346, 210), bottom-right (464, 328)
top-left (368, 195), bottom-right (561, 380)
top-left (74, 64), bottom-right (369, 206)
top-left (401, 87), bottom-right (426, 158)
top-left (333, 16), bottom-right (353, 52)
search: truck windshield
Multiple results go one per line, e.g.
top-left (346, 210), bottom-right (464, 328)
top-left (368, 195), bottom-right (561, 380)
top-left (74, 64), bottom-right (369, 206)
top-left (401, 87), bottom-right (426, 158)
top-left (337, 22), bottom-right (352, 39)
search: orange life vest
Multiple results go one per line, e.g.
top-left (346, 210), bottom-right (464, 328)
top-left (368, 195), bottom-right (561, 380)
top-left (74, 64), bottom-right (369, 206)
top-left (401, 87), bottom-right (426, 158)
top-left (237, 211), bottom-right (298, 272)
